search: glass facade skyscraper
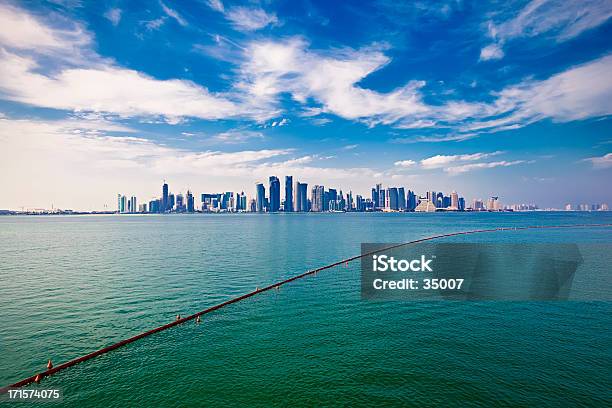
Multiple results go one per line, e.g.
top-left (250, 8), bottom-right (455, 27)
top-left (269, 176), bottom-right (280, 212)
top-left (256, 183), bottom-right (266, 212)
top-left (162, 182), bottom-right (169, 213)
top-left (295, 182), bottom-right (308, 212)
top-left (285, 176), bottom-right (293, 212)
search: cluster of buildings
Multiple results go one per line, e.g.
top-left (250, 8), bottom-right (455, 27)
top-left (565, 203), bottom-right (609, 211)
top-left (116, 177), bottom-right (610, 215)
top-left (116, 177), bottom-right (532, 214)
top-left (117, 183), bottom-right (194, 214)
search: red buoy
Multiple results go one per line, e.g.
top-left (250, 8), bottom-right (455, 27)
top-left (47, 360), bottom-right (53, 370)
top-left (34, 374), bottom-right (41, 383)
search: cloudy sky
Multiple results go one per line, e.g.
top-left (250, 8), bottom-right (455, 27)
top-left (0, 0), bottom-right (610, 210)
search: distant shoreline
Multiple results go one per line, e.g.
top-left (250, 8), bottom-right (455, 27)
top-left (1, 210), bottom-right (609, 216)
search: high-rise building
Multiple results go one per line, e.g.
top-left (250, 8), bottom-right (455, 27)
top-left (407, 190), bottom-right (417, 211)
top-left (248, 198), bottom-right (257, 212)
top-left (473, 199), bottom-right (485, 211)
top-left (256, 183), bottom-right (266, 212)
top-left (130, 196), bottom-right (137, 213)
top-left (117, 194), bottom-right (127, 213)
top-left (371, 188), bottom-right (378, 210)
top-left (386, 187), bottom-right (399, 210)
top-left (356, 195), bottom-right (364, 212)
top-left (327, 188), bottom-right (337, 211)
top-left (436, 192), bottom-right (444, 208)
top-left (169, 194), bottom-right (175, 211)
top-left (377, 184), bottom-right (385, 209)
top-left (487, 196), bottom-right (501, 211)
top-left (162, 182), bottom-right (169, 213)
top-left (176, 194), bottom-right (185, 212)
top-left (149, 199), bottom-right (161, 213)
top-left (269, 176), bottom-right (280, 212)
top-left (458, 197), bottom-right (465, 211)
top-left (186, 190), bottom-right (194, 213)
top-left (311, 185), bottom-right (325, 212)
top-left (450, 191), bottom-right (459, 210)
top-left (398, 188), bottom-right (406, 210)
top-left (284, 176), bottom-right (293, 212)
top-left (295, 182), bottom-right (308, 212)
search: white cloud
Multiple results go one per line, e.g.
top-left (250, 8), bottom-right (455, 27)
top-left (342, 144), bottom-right (358, 150)
top-left (0, 3), bottom-right (91, 51)
top-left (479, 43), bottom-right (504, 61)
top-left (497, 0), bottom-right (611, 41)
top-left (225, 7), bottom-right (278, 31)
top-left (582, 153), bottom-right (612, 168)
top-left (160, 1), bottom-right (188, 27)
top-left (483, 0), bottom-right (612, 60)
top-left (104, 8), bottom-right (122, 26)
top-left (145, 17), bottom-right (166, 31)
top-left (207, 0), bottom-right (224, 12)
top-left (213, 130), bottom-right (264, 144)
top-left (239, 38), bottom-right (431, 127)
top-left (238, 37), bottom-right (611, 132)
top-left (0, 4), bottom-right (610, 133)
top-left (464, 54), bottom-right (612, 132)
top-left (420, 151), bottom-right (504, 169)
top-left (391, 133), bottom-right (478, 143)
top-left (311, 118), bottom-right (332, 126)
top-left (445, 160), bottom-right (529, 174)
top-left (394, 160), bottom-right (416, 168)
top-left (0, 50), bottom-right (242, 122)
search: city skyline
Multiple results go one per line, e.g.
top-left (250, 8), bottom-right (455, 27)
top-left (111, 178), bottom-right (608, 215)
top-left (0, 1), bottom-right (611, 211)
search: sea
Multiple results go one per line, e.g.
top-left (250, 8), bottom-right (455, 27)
top-left (0, 212), bottom-right (610, 407)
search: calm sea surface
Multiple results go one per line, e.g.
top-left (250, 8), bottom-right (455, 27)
top-left (0, 212), bottom-right (610, 407)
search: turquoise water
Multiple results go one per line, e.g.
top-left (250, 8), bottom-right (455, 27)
top-left (0, 212), bottom-right (610, 406)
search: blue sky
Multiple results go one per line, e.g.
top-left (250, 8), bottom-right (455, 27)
top-left (0, 0), bottom-right (610, 210)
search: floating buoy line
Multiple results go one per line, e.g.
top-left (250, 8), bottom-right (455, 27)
top-left (1, 223), bottom-right (610, 392)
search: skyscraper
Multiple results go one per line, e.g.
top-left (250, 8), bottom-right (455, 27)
top-left (436, 192), bottom-right (444, 208)
top-left (162, 182), bottom-right (169, 213)
top-left (311, 185), bottom-right (324, 212)
top-left (386, 187), bottom-right (399, 210)
top-left (398, 188), bottom-right (406, 210)
top-left (176, 193), bottom-right (185, 212)
top-left (295, 182), bottom-right (308, 212)
top-left (256, 183), bottom-right (266, 212)
top-left (371, 187), bottom-right (378, 210)
top-left (374, 183), bottom-right (385, 209)
top-left (186, 190), bottom-right (194, 212)
top-left (117, 194), bottom-right (126, 213)
top-left (356, 195), bottom-right (364, 211)
top-left (285, 176), bottom-right (293, 212)
top-left (407, 190), bottom-right (417, 211)
top-left (130, 196), bottom-right (137, 214)
top-left (327, 188), bottom-right (337, 211)
top-left (269, 176), bottom-right (280, 212)
top-left (450, 191), bottom-right (459, 210)
top-left (168, 193), bottom-right (175, 212)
